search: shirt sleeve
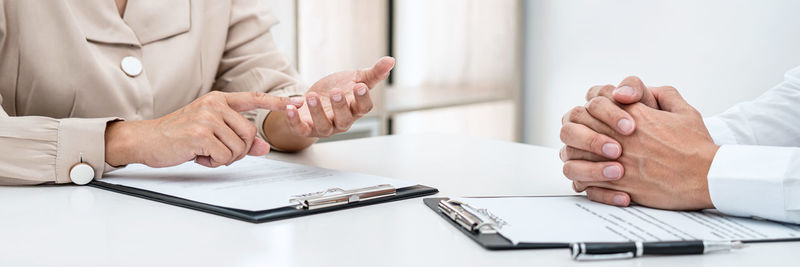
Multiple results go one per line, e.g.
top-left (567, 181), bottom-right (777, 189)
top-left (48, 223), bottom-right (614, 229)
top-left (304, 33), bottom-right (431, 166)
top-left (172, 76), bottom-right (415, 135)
top-left (703, 66), bottom-right (800, 224)
top-left (213, 0), bottom-right (307, 145)
top-left (707, 145), bottom-right (800, 224)
top-left (0, 96), bottom-right (119, 185)
top-left (0, 2), bottom-right (115, 185)
top-left (704, 65), bottom-right (800, 146)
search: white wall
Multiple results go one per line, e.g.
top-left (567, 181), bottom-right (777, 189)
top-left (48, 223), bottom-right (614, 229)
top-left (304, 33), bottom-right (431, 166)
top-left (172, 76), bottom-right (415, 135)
top-left (523, 0), bottom-right (800, 147)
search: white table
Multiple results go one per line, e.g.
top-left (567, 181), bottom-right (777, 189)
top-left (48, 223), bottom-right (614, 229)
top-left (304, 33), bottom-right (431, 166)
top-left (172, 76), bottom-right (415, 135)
top-left (0, 134), bottom-right (794, 266)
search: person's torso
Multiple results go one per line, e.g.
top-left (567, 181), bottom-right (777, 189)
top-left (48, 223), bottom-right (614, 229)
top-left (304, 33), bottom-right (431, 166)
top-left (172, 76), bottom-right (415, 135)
top-left (0, 0), bottom-right (231, 120)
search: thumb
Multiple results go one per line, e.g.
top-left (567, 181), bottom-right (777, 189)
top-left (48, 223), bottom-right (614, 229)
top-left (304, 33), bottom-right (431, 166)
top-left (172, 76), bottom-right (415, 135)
top-left (357, 56), bottom-right (395, 88)
top-left (247, 137), bottom-right (270, 156)
top-left (613, 76), bottom-right (659, 109)
top-left (650, 86), bottom-right (693, 113)
top-left (225, 92), bottom-right (304, 112)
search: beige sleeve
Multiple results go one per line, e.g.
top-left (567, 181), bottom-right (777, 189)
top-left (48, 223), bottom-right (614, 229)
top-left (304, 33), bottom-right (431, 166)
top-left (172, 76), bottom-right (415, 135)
top-left (0, 96), bottom-right (118, 185)
top-left (0, 2), bottom-right (115, 185)
top-left (213, 0), bottom-right (308, 144)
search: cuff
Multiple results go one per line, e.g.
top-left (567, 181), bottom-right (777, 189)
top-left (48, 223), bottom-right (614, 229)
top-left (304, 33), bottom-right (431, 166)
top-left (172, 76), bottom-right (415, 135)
top-left (55, 117), bottom-right (120, 184)
top-left (704, 117), bottom-right (738, 145)
top-left (707, 145), bottom-right (796, 222)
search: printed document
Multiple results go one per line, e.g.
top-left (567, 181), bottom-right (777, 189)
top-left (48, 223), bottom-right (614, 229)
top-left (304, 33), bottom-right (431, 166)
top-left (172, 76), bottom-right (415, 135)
top-left (454, 196), bottom-right (800, 244)
top-left (102, 156), bottom-right (416, 211)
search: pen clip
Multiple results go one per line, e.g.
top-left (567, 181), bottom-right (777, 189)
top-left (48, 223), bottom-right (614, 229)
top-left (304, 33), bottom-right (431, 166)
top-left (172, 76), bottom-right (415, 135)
top-left (574, 252), bottom-right (634, 261)
top-left (290, 184), bottom-right (396, 210)
top-left (571, 243), bottom-right (635, 261)
top-left (437, 199), bottom-right (503, 234)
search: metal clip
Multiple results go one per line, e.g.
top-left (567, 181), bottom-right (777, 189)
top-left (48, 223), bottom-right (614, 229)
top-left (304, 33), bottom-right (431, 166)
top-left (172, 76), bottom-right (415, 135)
top-left (437, 199), bottom-right (502, 234)
top-left (290, 184), bottom-right (396, 209)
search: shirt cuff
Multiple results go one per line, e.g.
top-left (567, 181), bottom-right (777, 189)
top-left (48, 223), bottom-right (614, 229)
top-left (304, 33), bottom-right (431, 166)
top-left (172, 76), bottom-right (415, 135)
top-left (707, 145), bottom-right (797, 222)
top-left (55, 117), bottom-right (120, 184)
top-left (704, 117), bottom-right (738, 145)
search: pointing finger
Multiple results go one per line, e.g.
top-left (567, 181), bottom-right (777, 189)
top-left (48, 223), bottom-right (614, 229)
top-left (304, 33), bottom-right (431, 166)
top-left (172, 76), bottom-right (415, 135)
top-left (224, 92), bottom-right (304, 112)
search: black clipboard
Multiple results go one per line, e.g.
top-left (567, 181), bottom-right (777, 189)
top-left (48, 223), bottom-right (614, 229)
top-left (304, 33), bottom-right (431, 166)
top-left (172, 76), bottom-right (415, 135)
top-left (91, 181), bottom-right (437, 223)
top-left (424, 197), bottom-right (568, 250)
top-left (425, 197), bottom-right (800, 251)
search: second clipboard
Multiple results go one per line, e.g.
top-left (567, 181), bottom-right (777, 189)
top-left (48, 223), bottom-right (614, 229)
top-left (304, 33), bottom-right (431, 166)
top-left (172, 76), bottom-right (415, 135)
top-left (423, 197), bottom-right (568, 250)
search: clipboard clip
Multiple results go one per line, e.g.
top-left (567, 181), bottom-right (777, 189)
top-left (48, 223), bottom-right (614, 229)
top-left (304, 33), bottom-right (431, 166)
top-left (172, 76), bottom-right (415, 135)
top-left (437, 199), bottom-right (507, 234)
top-left (290, 184), bottom-right (397, 210)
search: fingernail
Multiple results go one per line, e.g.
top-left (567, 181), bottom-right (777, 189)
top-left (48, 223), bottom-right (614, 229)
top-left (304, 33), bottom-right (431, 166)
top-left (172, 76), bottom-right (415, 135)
top-left (617, 118), bottom-right (633, 133)
top-left (290, 97), bottom-right (304, 106)
top-left (613, 195), bottom-right (627, 205)
top-left (307, 96), bottom-right (318, 107)
top-left (332, 93), bottom-right (342, 102)
top-left (357, 87), bottom-right (367, 96)
top-left (285, 105), bottom-right (295, 117)
top-left (614, 86), bottom-right (634, 97)
top-left (601, 143), bottom-right (620, 158)
top-left (603, 165), bottom-right (621, 179)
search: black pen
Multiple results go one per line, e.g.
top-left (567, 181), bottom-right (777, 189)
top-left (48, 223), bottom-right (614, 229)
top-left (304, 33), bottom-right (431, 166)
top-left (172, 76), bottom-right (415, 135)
top-left (570, 240), bottom-right (745, 261)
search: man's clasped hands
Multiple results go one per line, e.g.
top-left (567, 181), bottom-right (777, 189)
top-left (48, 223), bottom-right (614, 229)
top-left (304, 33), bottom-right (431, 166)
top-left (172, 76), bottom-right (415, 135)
top-left (559, 76), bottom-right (720, 210)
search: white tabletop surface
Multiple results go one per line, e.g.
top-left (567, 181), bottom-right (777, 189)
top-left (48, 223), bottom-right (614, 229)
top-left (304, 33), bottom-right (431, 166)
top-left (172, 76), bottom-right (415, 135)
top-left (0, 134), bottom-right (794, 266)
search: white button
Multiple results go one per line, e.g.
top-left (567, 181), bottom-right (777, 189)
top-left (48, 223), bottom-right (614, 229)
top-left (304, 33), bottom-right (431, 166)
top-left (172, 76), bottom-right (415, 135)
top-left (69, 163), bottom-right (95, 185)
top-left (120, 56), bottom-right (143, 77)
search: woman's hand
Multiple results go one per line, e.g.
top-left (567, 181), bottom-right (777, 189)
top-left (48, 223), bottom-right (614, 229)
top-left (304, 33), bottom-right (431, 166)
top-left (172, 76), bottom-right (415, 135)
top-left (263, 57), bottom-right (395, 151)
top-left (105, 91), bottom-right (302, 168)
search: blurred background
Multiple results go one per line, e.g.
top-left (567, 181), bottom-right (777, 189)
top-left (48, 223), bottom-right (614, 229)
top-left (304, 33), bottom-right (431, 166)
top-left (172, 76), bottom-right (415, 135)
top-left (266, 0), bottom-right (800, 148)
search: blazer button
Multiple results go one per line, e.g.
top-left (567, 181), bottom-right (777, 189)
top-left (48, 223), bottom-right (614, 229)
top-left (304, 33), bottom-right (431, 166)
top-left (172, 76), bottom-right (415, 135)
top-left (120, 56), bottom-right (143, 77)
top-left (69, 162), bottom-right (95, 185)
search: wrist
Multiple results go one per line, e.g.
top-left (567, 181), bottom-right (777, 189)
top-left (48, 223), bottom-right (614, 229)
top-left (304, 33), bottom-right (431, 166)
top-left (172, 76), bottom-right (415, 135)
top-left (104, 120), bottom-right (139, 166)
top-left (263, 111), bottom-right (317, 152)
top-left (698, 143), bottom-right (721, 209)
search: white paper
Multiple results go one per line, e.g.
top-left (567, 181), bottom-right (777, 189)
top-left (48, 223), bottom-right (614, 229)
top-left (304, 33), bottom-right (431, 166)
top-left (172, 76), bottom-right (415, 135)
top-left (454, 196), bottom-right (800, 244)
top-left (102, 156), bottom-right (417, 211)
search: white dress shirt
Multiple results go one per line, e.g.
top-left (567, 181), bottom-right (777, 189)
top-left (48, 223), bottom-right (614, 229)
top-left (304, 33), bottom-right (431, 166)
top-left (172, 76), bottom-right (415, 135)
top-left (704, 65), bottom-right (800, 224)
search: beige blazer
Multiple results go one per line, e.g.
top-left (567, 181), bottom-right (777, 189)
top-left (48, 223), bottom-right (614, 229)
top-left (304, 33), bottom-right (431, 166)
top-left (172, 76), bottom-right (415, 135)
top-left (0, 0), bottom-right (306, 185)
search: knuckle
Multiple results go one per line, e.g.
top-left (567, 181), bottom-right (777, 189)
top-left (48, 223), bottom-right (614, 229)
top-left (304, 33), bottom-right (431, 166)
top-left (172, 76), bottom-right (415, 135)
top-left (585, 188), bottom-right (603, 202)
top-left (586, 84), bottom-right (615, 100)
top-left (360, 102), bottom-right (374, 112)
top-left (624, 75), bottom-right (642, 83)
top-left (567, 106), bottom-right (586, 123)
top-left (206, 91), bottom-right (223, 98)
top-left (316, 125), bottom-right (334, 137)
top-left (245, 125), bottom-right (258, 139)
top-left (585, 96), bottom-right (610, 113)
top-left (335, 123), bottom-right (350, 131)
top-left (248, 91), bottom-right (263, 98)
top-left (562, 163), bottom-right (572, 177)
top-left (586, 133), bottom-right (605, 152)
top-left (661, 85), bottom-right (678, 94)
top-left (235, 141), bottom-right (247, 155)
top-left (573, 181), bottom-right (586, 193)
top-left (188, 125), bottom-right (209, 137)
top-left (559, 125), bottom-right (573, 143)
top-left (627, 102), bottom-right (648, 113)
top-left (599, 84), bottom-right (615, 95)
top-left (563, 146), bottom-right (579, 160)
top-left (198, 96), bottom-right (222, 109)
top-left (197, 110), bottom-right (217, 122)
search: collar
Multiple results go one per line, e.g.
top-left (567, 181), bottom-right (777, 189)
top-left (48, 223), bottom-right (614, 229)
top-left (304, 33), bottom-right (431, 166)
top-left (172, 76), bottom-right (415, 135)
top-left (67, 0), bottom-right (191, 46)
